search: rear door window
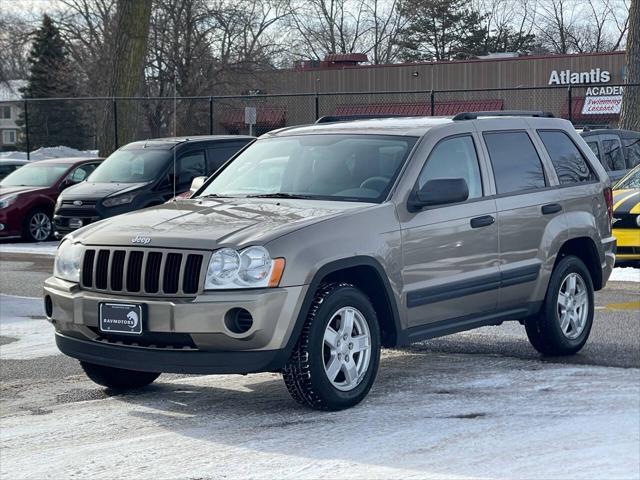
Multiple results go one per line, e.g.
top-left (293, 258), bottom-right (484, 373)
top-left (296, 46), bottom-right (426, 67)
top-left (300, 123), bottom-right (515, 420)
top-left (538, 130), bottom-right (597, 185)
top-left (483, 131), bottom-right (547, 194)
top-left (586, 141), bottom-right (601, 162)
top-left (178, 151), bottom-right (206, 185)
top-left (601, 136), bottom-right (625, 171)
top-left (207, 143), bottom-right (248, 173)
top-left (622, 136), bottom-right (640, 169)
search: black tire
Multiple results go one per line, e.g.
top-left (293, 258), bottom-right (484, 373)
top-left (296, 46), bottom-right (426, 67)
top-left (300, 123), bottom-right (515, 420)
top-left (22, 209), bottom-right (53, 242)
top-left (80, 361), bottom-right (160, 390)
top-left (283, 283), bottom-right (381, 411)
top-left (525, 255), bottom-right (594, 356)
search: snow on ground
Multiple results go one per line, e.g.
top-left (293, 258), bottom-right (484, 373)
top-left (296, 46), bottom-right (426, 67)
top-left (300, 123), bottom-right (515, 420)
top-left (0, 241), bottom-right (58, 256)
top-left (0, 146), bottom-right (98, 161)
top-left (0, 294), bottom-right (56, 360)
top-left (610, 267), bottom-right (640, 283)
top-left (0, 295), bottom-right (639, 479)
top-left (1, 349), bottom-right (639, 479)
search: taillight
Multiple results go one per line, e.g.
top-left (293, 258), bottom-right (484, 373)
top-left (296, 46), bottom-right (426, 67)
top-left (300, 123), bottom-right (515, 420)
top-left (604, 187), bottom-right (613, 222)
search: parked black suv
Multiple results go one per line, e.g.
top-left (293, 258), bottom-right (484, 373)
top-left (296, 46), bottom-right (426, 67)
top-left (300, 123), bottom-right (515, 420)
top-left (580, 129), bottom-right (640, 181)
top-left (54, 135), bottom-right (253, 238)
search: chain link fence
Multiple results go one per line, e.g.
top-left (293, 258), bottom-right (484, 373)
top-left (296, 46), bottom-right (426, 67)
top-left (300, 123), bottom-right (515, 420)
top-left (1, 84), bottom-right (636, 157)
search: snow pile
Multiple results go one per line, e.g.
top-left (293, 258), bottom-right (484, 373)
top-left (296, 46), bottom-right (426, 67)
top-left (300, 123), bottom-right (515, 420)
top-left (610, 267), bottom-right (640, 282)
top-left (0, 146), bottom-right (98, 161)
top-left (0, 294), bottom-right (56, 360)
top-left (0, 241), bottom-right (58, 256)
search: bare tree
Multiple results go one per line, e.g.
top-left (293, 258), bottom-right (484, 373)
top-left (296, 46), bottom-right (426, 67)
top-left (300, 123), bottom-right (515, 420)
top-left (362, 0), bottom-right (408, 64)
top-left (56, 0), bottom-right (117, 95)
top-left (285, 0), bottom-right (370, 59)
top-left (98, 0), bottom-right (152, 154)
top-left (620, 0), bottom-right (639, 130)
top-left (0, 11), bottom-right (33, 82)
top-left (534, 0), bottom-right (629, 53)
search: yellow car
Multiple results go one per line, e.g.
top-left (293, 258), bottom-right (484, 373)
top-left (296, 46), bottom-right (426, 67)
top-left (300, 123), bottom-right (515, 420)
top-left (612, 165), bottom-right (640, 264)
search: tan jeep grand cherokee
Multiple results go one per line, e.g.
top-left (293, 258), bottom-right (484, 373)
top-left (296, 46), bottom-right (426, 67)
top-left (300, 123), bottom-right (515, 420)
top-left (44, 112), bottom-right (616, 411)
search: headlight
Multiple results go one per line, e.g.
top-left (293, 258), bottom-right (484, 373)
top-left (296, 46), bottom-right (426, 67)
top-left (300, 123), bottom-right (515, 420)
top-left (102, 192), bottom-right (136, 207)
top-left (53, 239), bottom-right (84, 283)
top-left (55, 196), bottom-right (63, 210)
top-left (637, 215), bottom-right (640, 227)
top-left (0, 194), bottom-right (17, 209)
top-left (205, 246), bottom-right (285, 289)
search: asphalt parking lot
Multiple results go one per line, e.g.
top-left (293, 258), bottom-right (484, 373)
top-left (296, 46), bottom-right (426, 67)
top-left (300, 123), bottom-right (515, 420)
top-left (1, 246), bottom-right (639, 479)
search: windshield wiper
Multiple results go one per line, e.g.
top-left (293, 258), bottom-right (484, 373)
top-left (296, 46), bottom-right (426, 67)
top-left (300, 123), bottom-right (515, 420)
top-left (245, 193), bottom-right (313, 199)
top-left (197, 193), bottom-right (234, 199)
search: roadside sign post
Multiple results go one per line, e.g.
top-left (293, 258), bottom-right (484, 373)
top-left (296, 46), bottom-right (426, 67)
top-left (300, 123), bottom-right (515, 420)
top-left (245, 106), bottom-right (257, 136)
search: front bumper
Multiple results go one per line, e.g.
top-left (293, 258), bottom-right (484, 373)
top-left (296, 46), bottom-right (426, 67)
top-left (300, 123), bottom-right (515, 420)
top-left (55, 332), bottom-right (282, 374)
top-left (53, 214), bottom-right (101, 238)
top-left (613, 228), bottom-right (640, 261)
top-left (0, 208), bottom-right (21, 238)
top-left (44, 276), bottom-right (308, 373)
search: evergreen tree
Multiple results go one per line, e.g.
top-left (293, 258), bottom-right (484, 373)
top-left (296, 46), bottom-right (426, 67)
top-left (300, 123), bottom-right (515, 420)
top-left (399, 0), bottom-right (536, 61)
top-left (16, 15), bottom-right (89, 151)
top-left (400, 0), bottom-right (487, 61)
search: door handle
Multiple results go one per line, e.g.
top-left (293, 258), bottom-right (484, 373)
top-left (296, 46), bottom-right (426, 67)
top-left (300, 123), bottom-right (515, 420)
top-left (470, 215), bottom-right (495, 228)
top-left (541, 203), bottom-right (562, 215)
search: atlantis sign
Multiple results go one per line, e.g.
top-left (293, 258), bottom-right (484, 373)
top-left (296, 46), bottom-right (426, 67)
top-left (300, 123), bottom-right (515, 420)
top-left (548, 68), bottom-right (611, 85)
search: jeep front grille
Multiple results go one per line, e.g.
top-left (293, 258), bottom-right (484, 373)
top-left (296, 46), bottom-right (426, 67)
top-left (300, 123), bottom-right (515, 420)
top-left (81, 247), bottom-right (206, 296)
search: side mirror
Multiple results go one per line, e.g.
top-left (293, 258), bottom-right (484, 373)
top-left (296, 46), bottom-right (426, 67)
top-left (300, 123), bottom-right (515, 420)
top-left (59, 179), bottom-right (72, 191)
top-left (190, 176), bottom-right (206, 194)
top-left (408, 178), bottom-right (469, 212)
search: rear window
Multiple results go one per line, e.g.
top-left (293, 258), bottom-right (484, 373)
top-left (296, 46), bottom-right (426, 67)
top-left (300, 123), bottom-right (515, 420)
top-left (538, 130), bottom-right (597, 185)
top-left (483, 131), bottom-right (547, 194)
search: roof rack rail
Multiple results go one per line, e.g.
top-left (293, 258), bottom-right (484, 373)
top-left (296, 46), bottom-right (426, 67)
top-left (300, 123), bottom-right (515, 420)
top-left (452, 110), bottom-right (555, 120)
top-left (315, 114), bottom-right (408, 124)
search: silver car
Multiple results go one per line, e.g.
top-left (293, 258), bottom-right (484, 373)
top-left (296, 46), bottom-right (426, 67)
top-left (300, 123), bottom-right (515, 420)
top-left (44, 112), bottom-right (616, 410)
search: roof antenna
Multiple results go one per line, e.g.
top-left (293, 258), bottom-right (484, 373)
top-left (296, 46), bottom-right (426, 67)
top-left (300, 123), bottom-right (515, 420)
top-left (172, 145), bottom-right (177, 202)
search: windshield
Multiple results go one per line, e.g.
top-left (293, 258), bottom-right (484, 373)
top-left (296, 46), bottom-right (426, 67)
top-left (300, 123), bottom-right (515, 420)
top-left (0, 163), bottom-right (70, 187)
top-left (198, 135), bottom-right (417, 202)
top-left (615, 167), bottom-right (640, 190)
top-left (88, 149), bottom-right (170, 183)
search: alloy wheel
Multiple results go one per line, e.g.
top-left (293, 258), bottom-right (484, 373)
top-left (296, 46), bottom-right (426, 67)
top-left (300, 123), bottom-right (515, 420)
top-left (29, 212), bottom-right (52, 241)
top-left (557, 272), bottom-right (589, 340)
top-left (322, 306), bottom-right (372, 391)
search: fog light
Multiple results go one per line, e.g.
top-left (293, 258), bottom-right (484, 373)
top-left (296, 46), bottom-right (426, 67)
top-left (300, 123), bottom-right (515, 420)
top-left (0, 223), bottom-right (5, 231)
top-left (224, 308), bottom-right (253, 334)
top-left (69, 218), bottom-right (83, 229)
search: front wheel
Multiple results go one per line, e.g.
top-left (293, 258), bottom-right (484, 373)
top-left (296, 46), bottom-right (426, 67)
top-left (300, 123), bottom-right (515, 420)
top-left (283, 283), bottom-right (381, 411)
top-left (23, 209), bottom-right (52, 242)
top-left (525, 255), bottom-right (594, 355)
top-left (81, 361), bottom-right (160, 391)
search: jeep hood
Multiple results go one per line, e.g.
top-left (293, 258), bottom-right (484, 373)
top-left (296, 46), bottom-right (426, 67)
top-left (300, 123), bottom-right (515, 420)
top-left (72, 197), bottom-right (371, 249)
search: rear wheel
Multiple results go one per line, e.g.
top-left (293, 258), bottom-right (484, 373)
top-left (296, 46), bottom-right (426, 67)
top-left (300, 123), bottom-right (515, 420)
top-left (283, 283), bottom-right (381, 411)
top-left (23, 209), bottom-right (52, 242)
top-left (525, 255), bottom-right (594, 355)
top-left (81, 361), bottom-right (160, 391)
